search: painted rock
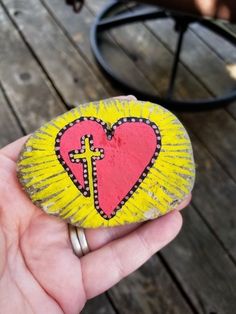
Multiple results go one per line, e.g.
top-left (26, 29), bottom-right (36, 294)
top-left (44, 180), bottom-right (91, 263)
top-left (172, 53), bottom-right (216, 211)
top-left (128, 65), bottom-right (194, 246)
top-left (17, 99), bottom-right (195, 228)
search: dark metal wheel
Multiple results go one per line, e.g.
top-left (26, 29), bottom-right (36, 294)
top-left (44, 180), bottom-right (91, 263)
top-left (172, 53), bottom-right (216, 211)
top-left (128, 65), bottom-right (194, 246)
top-left (90, 0), bottom-right (236, 110)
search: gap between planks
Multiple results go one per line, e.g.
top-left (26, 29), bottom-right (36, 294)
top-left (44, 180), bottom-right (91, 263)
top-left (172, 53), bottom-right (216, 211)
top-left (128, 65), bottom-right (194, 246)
top-left (0, 0), bottom-right (72, 111)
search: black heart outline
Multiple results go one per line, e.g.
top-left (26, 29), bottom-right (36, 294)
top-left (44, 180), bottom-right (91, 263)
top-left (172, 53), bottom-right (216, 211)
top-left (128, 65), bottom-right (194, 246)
top-left (55, 117), bottom-right (161, 220)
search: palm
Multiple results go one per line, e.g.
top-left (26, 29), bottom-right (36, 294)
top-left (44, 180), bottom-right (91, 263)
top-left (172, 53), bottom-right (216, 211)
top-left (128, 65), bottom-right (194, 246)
top-left (0, 137), bottom-right (189, 314)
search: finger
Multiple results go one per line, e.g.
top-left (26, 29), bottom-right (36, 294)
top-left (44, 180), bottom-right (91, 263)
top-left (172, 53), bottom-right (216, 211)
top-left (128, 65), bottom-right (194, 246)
top-left (85, 193), bottom-right (190, 251)
top-left (85, 223), bottom-right (140, 251)
top-left (0, 135), bottom-right (30, 162)
top-left (81, 210), bottom-right (182, 299)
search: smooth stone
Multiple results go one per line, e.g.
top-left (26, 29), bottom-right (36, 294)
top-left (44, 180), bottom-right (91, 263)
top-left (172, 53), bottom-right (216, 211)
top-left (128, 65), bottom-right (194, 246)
top-left (17, 99), bottom-right (195, 228)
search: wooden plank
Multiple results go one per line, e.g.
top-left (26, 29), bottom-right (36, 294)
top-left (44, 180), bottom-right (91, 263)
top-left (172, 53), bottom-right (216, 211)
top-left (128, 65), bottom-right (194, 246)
top-left (42, 0), bottom-right (156, 95)
top-left (108, 255), bottom-right (193, 314)
top-left (86, 0), bottom-right (211, 101)
top-left (85, 1), bottom-right (236, 182)
top-left (1, 0), bottom-right (111, 106)
top-left (0, 4), bottom-right (66, 133)
top-left (108, 23), bottom-right (209, 99)
top-left (190, 23), bottom-right (236, 119)
top-left (0, 85), bottom-right (23, 148)
top-left (82, 294), bottom-right (116, 314)
top-left (188, 129), bottom-right (236, 260)
top-left (41, 0), bottom-right (116, 97)
top-left (146, 18), bottom-right (236, 97)
top-left (85, 0), bottom-right (107, 13)
top-left (145, 17), bottom-right (236, 117)
top-left (86, 1), bottom-right (236, 101)
top-left (0, 1), bottom-right (235, 312)
top-left (162, 206), bottom-right (236, 314)
top-left (158, 21), bottom-right (236, 251)
top-left (190, 23), bottom-right (236, 64)
top-left (86, 1), bottom-right (236, 117)
top-left (180, 109), bottom-right (236, 182)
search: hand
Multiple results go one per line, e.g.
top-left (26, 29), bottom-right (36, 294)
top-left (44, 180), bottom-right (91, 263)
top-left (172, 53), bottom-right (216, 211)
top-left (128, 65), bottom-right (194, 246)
top-left (0, 120), bottom-right (191, 314)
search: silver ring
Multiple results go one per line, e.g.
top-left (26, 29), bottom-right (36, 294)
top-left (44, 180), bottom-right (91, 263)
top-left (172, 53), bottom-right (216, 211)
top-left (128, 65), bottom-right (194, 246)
top-left (68, 224), bottom-right (90, 257)
top-left (76, 227), bottom-right (90, 255)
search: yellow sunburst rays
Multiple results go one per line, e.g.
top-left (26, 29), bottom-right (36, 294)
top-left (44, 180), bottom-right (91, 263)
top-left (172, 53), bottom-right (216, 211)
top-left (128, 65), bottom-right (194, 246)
top-left (17, 99), bottom-right (195, 228)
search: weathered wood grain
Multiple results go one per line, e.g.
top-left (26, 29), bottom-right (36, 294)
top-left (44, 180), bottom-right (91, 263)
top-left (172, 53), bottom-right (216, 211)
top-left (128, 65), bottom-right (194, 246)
top-left (85, 1), bottom-right (236, 182)
top-left (0, 85), bottom-right (23, 148)
top-left (1, 0), bottom-right (110, 106)
top-left (82, 294), bottom-right (116, 314)
top-left (180, 109), bottom-right (236, 182)
top-left (146, 18), bottom-right (236, 97)
top-left (0, 4), bottom-right (66, 133)
top-left (146, 17), bottom-right (236, 118)
top-left (85, 0), bottom-right (107, 13)
top-left (109, 255), bottom-right (193, 314)
top-left (86, 1), bottom-right (236, 116)
top-left (41, 0), bottom-right (117, 97)
top-left (109, 23), bottom-right (210, 99)
top-left (86, 0), bottom-right (211, 101)
top-left (42, 0), bottom-right (156, 95)
top-left (190, 23), bottom-right (236, 118)
top-left (190, 23), bottom-right (236, 64)
top-left (162, 206), bottom-right (236, 314)
top-left (189, 128), bottom-right (236, 260)
top-left (1, 1), bottom-right (236, 313)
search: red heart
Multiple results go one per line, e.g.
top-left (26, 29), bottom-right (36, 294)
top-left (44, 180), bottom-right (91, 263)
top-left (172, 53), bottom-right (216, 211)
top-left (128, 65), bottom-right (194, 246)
top-left (55, 117), bottom-right (161, 219)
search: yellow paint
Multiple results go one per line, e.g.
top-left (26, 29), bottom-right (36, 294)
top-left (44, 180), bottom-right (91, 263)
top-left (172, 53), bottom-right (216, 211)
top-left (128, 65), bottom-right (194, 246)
top-left (17, 99), bottom-right (195, 228)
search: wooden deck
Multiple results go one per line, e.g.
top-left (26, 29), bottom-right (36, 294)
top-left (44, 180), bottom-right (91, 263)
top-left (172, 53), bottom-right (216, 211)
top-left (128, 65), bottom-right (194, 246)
top-left (1, 0), bottom-right (236, 313)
